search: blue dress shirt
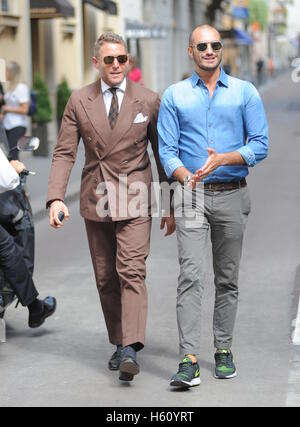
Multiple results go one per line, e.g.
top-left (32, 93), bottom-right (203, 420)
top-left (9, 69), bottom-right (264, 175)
top-left (158, 68), bottom-right (268, 182)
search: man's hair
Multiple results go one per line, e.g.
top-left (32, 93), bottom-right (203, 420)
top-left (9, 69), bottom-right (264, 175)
top-left (189, 25), bottom-right (221, 46)
top-left (94, 32), bottom-right (128, 57)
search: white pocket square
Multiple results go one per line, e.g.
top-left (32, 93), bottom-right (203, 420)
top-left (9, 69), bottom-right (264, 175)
top-left (133, 113), bottom-right (148, 124)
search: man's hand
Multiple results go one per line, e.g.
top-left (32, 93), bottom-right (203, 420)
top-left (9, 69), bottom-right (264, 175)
top-left (160, 210), bottom-right (176, 236)
top-left (10, 160), bottom-right (25, 175)
top-left (49, 200), bottom-right (70, 229)
top-left (190, 148), bottom-right (245, 185)
top-left (193, 147), bottom-right (224, 182)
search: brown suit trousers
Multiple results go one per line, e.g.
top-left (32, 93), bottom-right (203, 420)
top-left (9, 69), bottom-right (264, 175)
top-left (85, 216), bottom-right (152, 349)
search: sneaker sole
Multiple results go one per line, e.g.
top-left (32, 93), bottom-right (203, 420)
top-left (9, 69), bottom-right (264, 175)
top-left (214, 371), bottom-right (237, 379)
top-left (170, 377), bottom-right (201, 388)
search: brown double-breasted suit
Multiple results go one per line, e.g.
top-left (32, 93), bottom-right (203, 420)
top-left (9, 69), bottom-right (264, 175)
top-left (47, 78), bottom-right (167, 349)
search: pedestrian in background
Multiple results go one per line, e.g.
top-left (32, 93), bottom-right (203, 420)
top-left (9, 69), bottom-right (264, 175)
top-left (47, 32), bottom-right (175, 383)
top-left (158, 24), bottom-right (268, 388)
top-left (0, 61), bottom-right (29, 160)
top-left (128, 57), bottom-right (144, 85)
top-left (256, 58), bottom-right (264, 87)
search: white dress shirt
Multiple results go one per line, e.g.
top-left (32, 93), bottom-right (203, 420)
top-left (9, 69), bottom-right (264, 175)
top-left (0, 148), bottom-right (19, 193)
top-left (101, 78), bottom-right (126, 116)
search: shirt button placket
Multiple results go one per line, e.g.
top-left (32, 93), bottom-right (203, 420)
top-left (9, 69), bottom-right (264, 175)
top-left (207, 106), bottom-right (214, 147)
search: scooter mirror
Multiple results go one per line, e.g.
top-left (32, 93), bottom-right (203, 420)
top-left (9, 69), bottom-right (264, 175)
top-left (17, 136), bottom-right (40, 152)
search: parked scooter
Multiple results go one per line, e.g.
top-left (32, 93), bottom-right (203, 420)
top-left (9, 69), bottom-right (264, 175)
top-left (0, 135), bottom-right (40, 341)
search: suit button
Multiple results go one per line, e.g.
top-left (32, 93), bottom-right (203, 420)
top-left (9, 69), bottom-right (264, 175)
top-left (87, 137), bottom-right (92, 142)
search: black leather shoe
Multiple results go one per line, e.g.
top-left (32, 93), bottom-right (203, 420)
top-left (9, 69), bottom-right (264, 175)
top-left (28, 296), bottom-right (56, 328)
top-left (119, 346), bottom-right (140, 381)
top-left (108, 346), bottom-right (122, 371)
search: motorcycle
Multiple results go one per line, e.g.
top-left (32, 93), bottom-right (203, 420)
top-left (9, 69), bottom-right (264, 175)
top-left (0, 135), bottom-right (40, 342)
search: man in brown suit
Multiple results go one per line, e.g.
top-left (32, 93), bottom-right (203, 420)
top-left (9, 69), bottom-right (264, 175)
top-left (47, 32), bottom-right (174, 382)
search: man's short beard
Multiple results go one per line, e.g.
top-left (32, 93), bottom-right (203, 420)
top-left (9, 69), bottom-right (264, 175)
top-left (197, 56), bottom-right (222, 72)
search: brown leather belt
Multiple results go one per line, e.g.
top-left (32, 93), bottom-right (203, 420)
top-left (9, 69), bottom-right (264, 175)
top-left (204, 178), bottom-right (247, 191)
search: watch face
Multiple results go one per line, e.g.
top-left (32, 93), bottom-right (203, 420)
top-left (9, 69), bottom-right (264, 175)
top-left (184, 175), bottom-right (191, 184)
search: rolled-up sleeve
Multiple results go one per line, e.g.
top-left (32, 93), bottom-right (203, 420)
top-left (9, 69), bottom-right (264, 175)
top-left (158, 88), bottom-right (184, 178)
top-left (239, 83), bottom-right (269, 167)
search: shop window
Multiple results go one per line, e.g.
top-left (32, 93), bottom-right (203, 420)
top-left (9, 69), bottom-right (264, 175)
top-left (1, 0), bottom-right (9, 12)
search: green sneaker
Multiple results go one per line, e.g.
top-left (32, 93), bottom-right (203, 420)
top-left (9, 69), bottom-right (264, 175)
top-left (214, 349), bottom-right (237, 379)
top-left (170, 356), bottom-right (201, 388)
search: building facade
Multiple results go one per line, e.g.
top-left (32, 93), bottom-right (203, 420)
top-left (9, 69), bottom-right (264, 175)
top-left (0, 0), bottom-right (217, 145)
top-left (1, 0), bottom-right (211, 105)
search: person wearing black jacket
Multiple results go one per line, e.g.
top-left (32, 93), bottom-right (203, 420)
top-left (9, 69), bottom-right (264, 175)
top-left (0, 147), bottom-right (56, 327)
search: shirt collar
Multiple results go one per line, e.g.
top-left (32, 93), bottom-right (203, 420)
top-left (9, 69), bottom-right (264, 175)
top-left (218, 67), bottom-right (229, 87)
top-left (101, 78), bottom-right (127, 94)
top-left (191, 67), bottom-right (228, 88)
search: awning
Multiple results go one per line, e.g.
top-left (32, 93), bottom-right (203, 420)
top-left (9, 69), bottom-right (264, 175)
top-left (234, 29), bottom-right (253, 45)
top-left (219, 28), bottom-right (253, 45)
top-left (83, 0), bottom-right (117, 15)
top-left (30, 0), bottom-right (75, 19)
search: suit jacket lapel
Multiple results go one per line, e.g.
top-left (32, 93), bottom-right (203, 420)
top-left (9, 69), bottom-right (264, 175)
top-left (82, 80), bottom-right (111, 146)
top-left (81, 79), bottom-right (142, 157)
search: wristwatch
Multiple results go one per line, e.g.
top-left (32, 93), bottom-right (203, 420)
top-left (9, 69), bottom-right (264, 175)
top-left (183, 175), bottom-right (192, 185)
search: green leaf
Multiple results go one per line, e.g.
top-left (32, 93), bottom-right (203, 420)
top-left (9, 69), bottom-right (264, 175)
top-left (31, 73), bottom-right (53, 124)
top-left (56, 77), bottom-right (72, 119)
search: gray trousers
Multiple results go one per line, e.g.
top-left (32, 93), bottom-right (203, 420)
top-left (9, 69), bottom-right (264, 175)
top-left (174, 185), bottom-right (251, 355)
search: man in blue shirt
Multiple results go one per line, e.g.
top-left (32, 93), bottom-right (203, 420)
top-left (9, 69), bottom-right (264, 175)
top-left (158, 25), bottom-right (268, 387)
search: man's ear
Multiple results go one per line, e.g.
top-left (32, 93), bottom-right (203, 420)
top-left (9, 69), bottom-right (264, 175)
top-left (187, 47), bottom-right (193, 60)
top-left (92, 56), bottom-right (99, 69)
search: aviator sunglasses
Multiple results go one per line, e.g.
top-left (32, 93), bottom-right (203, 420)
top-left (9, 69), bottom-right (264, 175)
top-left (103, 55), bottom-right (128, 65)
top-left (192, 41), bottom-right (223, 52)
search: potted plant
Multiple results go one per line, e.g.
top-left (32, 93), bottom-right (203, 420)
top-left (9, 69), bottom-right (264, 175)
top-left (31, 73), bottom-right (53, 157)
top-left (56, 77), bottom-right (72, 132)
